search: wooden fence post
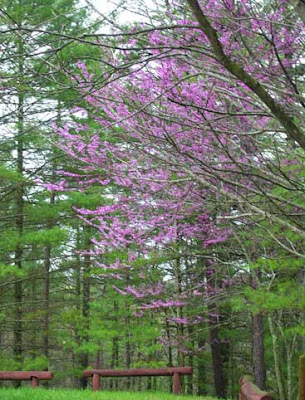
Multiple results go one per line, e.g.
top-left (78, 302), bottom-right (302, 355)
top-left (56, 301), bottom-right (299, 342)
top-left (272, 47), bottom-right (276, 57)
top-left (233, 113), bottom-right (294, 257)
top-left (31, 377), bottom-right (39, 387)
top-left (93, 373), bottom-right (100, 391)
top-left (173, 372), bottom-right (181, 394)
top-left (299, 355), bottom-right (305, 400)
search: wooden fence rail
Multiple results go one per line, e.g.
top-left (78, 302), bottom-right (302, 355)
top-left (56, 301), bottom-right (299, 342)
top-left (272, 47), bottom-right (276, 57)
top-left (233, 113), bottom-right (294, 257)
top-left (84, 367), bottom-right (193, 394)
top-left (0, 371), bottom-right (53, 387)
top-left (239, 376), bottom-right (274, 400)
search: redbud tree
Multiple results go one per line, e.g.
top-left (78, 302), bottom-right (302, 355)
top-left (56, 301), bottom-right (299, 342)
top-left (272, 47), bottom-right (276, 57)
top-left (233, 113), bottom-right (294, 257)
top-left (45, 0), bottom-right (305, 393)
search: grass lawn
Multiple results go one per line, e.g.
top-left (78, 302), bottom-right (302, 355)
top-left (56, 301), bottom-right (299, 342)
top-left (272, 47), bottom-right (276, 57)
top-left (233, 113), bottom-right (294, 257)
top-left (0, 388), bottom-right (216, 400)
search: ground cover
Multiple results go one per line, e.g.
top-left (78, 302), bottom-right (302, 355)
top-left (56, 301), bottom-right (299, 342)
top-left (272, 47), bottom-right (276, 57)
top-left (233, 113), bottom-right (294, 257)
top-left (0, 388), bottom-right (215, 400)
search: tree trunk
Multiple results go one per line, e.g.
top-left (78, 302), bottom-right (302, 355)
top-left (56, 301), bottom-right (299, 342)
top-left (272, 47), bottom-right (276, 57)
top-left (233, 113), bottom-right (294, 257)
top-left (111, 301), bottom-right (119, 390)
top-left (14, 32), bottom-right (25, 375)
top-left (268, 315), bottom-right (286, 400)
top-left (286, 335), bottom-right (297, 400)
top-left (165, 319), bottom-right (173, 391)
top-left (209, 315), bottom-right (227, 398)
top-left (42, 246), bottom-right (50, 360)
top-left (252, 312), bottom-right (266, 390)
top-left (206, 268), bottom-right (227, 399)
top-left (278, 322), bottom-right (297, 400)
top-left (187, 324), bottom-right (194, 394)
top-left (111, 335), bottom-right (119, 389)
top-left (197, 337), bottom-right (207, 396)
top-left (174, 256), bottom-right (184, 366)
top-left (42, 191), bottom-right (55, 370)
top-left (252, 268), bottom-right (266, 390)
top-left (80, 232), bottom-right (91, 389)
top-left (125, 316), bottom-right (131, 389)
top-left (297, 268), bottom-right (305, 353)
top-left (75, 227), bottom-right (83, 388)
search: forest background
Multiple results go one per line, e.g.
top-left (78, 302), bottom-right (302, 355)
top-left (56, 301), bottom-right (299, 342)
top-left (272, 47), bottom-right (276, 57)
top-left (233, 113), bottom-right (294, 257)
top-left (0, 0), bottom-right (304, 399)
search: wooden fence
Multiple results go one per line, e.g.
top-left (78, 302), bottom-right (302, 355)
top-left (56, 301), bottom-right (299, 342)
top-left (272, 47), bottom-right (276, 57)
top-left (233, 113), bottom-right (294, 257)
top-left (0, 371), bottom-right (53, 387)
top-left (83, 367), bottom-right (193, 394)
top-left (1, 355), bottom-right (305, 398)
top-left (239, 376), bottom-right (273, 400)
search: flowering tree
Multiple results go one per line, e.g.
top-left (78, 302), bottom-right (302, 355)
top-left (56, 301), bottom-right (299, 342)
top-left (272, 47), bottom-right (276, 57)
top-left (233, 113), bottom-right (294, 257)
top-left (59, 0), bottom-right (305, 248)
top-left (46, 0), bottom-right (305, 396)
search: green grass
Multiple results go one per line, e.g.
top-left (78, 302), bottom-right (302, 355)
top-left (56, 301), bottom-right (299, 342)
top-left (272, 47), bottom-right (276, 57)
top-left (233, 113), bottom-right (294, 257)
top-left (0, 388), bottom-right (215, 400)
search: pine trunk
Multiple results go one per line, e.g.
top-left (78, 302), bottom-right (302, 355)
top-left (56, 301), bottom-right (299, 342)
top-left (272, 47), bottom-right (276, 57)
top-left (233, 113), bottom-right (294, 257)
top-left (268, 316), bottom-right (286, 400)
top-left (125, 316), bottom-right (131, 389)
top-left (13, 32), bottom-right (25, 374)
top-left (80, 243), bottom-right (91, 388)
top-left (197, 337), bottom-right (207, 396)
top-left (252, 312), bottom-right (266, 390)
top-left (42, 192), bottom-right (54, 367)
top-left (209, 316), bottom-right (227, 398)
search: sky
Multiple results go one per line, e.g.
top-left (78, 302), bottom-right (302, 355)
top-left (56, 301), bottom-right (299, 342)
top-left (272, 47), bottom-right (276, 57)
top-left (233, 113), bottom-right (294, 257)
top-left (86, 0), bottom-right (149, 29)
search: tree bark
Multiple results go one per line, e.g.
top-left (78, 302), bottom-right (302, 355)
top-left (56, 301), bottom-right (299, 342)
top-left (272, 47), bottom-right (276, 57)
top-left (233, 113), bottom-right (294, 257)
top-left (13, 30), bottom-right (25, 375)
top-left (42, 191), bottom-right (55, 369)
top-left (209, 317), bottom-right (227, 398)
top-left (252, 313), bottom-right (266, 390)
top-left (111, 301), bottom-right (119, 390)
top-left (299, 355), bottom-right (305, 400)
top-left (297, 268), bottom-right (305, 353)
top-left (206, 267), bottom-right (227, 399)
top-left (174, 255), bottom-right (184, 366)
top-left (187, 324), bottom-right (194, 395)
top-left (197, 337), bottom-right (207, 396)
top-left (111, 335), bottom-right (119, 389)
top-left (79, 232), bottom-right (91, 389)
top-left (268, 315), bottom-right (286, 400)
top-left (125, 316), bottom-right (131, 389)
